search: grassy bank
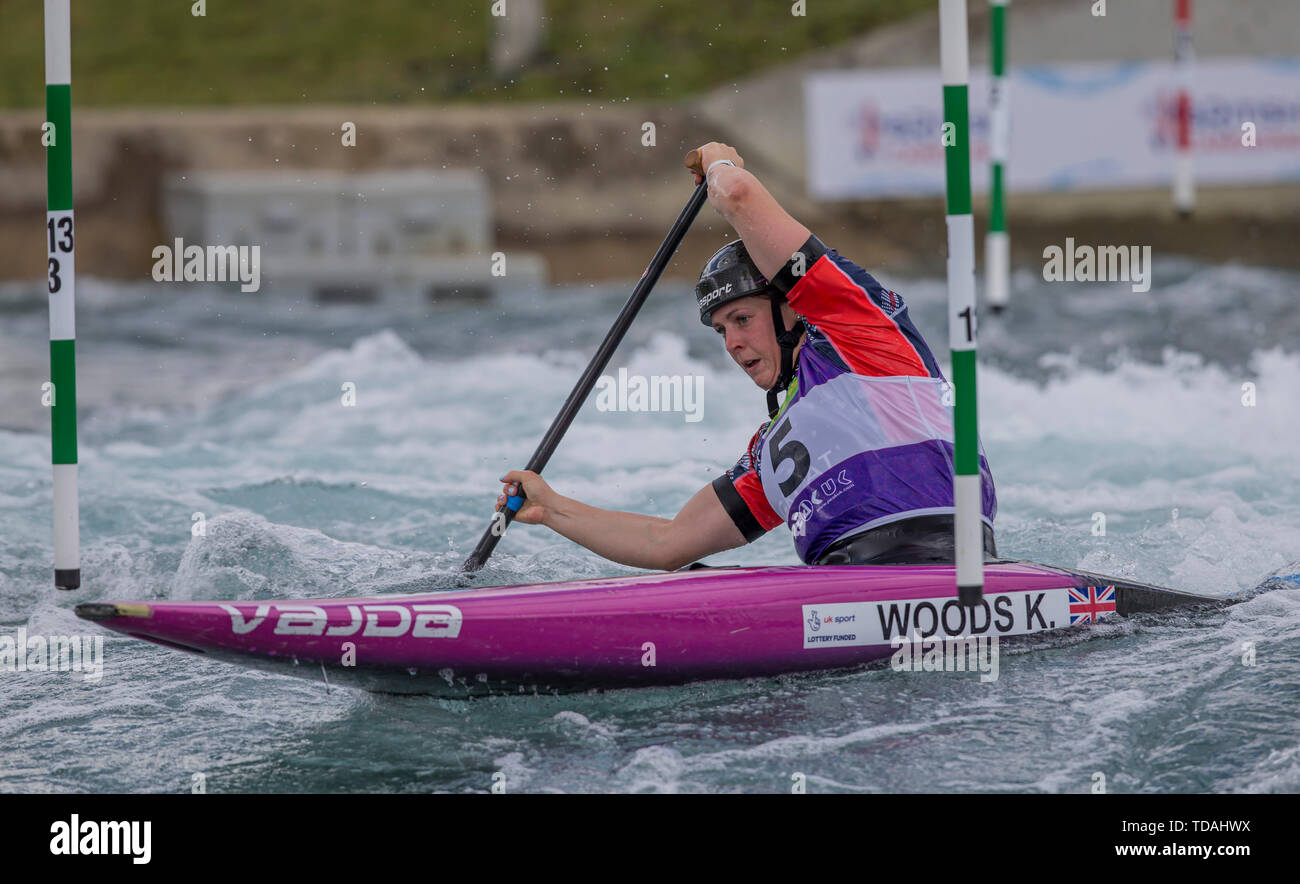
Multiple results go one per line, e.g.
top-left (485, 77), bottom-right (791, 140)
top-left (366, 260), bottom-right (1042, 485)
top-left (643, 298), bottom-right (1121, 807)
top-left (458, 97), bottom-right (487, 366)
top-left (0, 0), bottom-right (931, 108)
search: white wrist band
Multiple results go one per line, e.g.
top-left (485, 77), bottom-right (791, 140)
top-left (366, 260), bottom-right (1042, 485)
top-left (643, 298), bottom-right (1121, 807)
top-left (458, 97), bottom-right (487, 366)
top-left (705, 158), bottom-right (736, 178)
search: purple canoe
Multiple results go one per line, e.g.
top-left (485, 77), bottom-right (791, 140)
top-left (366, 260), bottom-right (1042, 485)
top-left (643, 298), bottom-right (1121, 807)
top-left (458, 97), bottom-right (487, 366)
top-left (75, 560), bottom-right (1229, 696)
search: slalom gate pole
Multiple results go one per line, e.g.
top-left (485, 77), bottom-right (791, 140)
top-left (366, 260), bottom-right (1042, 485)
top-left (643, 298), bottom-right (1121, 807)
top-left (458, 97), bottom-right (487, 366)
top-left (939, 0), bottom-right (984, 606)
top-left (985, 0), bottom-right (1010, 312)
top-left (45, 0), bottom-right (81, 590)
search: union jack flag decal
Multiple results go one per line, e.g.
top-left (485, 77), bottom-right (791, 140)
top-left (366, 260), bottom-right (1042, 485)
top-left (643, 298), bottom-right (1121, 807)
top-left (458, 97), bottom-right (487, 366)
top-left (1068, 585), bottom-right (1117, 624)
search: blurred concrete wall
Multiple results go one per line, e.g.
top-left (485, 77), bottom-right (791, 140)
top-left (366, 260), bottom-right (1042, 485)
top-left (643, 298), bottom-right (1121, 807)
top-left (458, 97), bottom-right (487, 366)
top-left (0, 103), bottom-right (744, 282)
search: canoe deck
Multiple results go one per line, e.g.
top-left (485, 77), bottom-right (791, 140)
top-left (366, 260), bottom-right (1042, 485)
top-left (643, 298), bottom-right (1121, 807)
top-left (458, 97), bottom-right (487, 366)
top-left (75, 560), bottom-right (1238, 696)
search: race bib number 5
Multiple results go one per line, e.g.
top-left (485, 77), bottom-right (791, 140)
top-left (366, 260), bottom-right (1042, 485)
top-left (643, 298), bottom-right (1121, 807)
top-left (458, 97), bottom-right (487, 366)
top-left (767, 418), bottom-right (809, 497)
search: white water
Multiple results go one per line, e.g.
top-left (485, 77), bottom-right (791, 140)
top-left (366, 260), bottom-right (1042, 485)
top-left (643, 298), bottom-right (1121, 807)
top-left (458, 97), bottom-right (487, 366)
top-left (1, 259), bottom-right (1297, 792)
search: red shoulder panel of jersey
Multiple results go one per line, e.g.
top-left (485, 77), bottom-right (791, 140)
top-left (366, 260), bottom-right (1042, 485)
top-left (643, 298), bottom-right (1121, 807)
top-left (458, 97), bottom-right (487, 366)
top-left (732, 470), bottom-right (782, 531)
top-left (785, 252), bottom-right (930, 378)
top-left (714, 425), bottom-right (782, 540)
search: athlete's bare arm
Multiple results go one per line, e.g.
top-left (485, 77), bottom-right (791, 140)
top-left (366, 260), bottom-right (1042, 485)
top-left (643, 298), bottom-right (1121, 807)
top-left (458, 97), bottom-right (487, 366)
top-left (686, 142), bottom-right (811, 281)
top-left (497, 470), bottom-right (746, 571)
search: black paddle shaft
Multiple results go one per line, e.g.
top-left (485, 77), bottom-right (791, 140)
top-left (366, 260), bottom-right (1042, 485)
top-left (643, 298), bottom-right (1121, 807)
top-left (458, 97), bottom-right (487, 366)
top-left (461, 181), bottom-right (710, 573)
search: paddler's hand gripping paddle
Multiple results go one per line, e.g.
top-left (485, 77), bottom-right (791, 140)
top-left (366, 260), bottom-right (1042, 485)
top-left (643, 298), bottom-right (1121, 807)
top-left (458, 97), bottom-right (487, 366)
top-left (461, 176), bottom-right (710, 572)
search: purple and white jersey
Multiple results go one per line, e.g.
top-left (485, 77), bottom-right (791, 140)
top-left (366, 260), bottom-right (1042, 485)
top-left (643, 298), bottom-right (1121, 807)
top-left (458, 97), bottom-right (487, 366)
top-left (713, 248), bottom-right (996, 563)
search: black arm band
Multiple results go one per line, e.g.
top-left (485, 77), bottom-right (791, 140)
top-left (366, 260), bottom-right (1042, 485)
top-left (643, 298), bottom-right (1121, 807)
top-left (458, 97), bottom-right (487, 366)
top-left (711, 475), bottom-right (767, 543)
top-left (770, 234), bottom-right (828, 295)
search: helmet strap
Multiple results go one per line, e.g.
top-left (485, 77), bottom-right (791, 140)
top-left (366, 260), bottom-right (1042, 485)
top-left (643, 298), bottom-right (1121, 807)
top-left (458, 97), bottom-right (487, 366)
top-left (766, 294), bottom-right (805, 418)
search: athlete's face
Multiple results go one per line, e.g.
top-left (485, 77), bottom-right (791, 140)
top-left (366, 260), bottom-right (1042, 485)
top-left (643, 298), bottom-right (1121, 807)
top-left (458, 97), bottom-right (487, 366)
top-left (711, 296), bottom-right (801, 390)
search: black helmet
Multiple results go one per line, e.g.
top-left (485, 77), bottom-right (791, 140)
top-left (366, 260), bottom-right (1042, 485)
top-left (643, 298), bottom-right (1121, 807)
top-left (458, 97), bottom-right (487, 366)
top-left (694, 240), bottom-right (776, 326)
top-left (694, 238), bottom-right (806, 419)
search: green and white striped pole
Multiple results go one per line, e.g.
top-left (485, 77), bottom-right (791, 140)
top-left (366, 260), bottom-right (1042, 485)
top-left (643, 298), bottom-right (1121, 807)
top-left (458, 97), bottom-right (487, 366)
top-left (940, 0), bottom-right (983, 606)
top-left (985, 0), bottom-right (1009, 312)
top-left (45, 0), bottom-right (80, 590)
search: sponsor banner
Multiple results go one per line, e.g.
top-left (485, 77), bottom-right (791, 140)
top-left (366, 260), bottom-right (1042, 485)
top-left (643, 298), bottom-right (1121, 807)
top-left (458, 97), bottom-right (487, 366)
top-left (805, 57), bottom-right (1300, 199)
top-left (802, 588), bottom-right (1078, 649)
